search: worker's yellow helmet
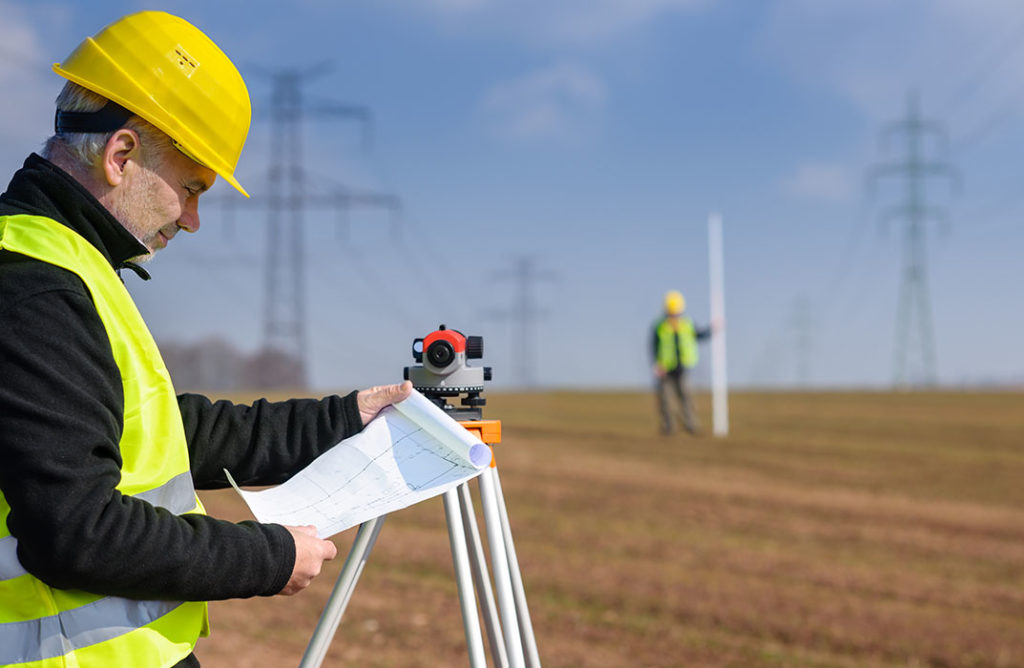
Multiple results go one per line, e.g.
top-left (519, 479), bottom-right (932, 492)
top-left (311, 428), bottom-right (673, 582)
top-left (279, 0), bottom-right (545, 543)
top-left (53, 11), bottom-right (251, 197)
top-left (664, 290), bottom-right (685, 315)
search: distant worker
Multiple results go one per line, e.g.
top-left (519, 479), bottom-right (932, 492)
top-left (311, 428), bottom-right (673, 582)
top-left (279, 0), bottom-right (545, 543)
top-left (651, 290), bottom-right (712, 435)
top-left (0, 12), bottom-right (410, 668)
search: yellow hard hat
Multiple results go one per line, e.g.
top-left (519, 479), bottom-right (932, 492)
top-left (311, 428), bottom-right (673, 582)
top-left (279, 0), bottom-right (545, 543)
top-left (53, 11), bottom-right (251, 197)
top-left (664, 290), bottom-right (685, 315)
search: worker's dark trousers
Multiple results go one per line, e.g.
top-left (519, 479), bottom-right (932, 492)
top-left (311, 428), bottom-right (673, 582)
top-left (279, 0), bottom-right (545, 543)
top-left (656, 367), bottom-right (697, 434)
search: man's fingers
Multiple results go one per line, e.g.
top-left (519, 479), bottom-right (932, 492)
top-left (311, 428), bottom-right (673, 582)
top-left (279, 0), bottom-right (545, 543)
top-left (280, 526), bottom-right (338, 596)
top-left (357, 381), bottom-right (413, 425)
top-left (374, 380), bottom-right (412, 405)
top-left (392, 380), bottom-right (413, 401)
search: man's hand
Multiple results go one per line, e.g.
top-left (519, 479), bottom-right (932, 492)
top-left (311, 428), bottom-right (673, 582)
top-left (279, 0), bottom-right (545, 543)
top-left (357, 380), bottom-right (413, 426)
top-left (653, 363), bottom-right (666, 379)
top-left (280, 525), bottom-right (338, 596)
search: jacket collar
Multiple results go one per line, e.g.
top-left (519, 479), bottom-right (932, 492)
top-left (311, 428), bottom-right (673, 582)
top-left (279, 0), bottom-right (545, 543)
top-left (0, 153), bottom-right (150, 270)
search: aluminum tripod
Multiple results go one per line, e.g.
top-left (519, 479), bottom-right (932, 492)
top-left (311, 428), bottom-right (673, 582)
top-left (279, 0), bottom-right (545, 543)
top-left (299, 422), bottom-right (541, 668)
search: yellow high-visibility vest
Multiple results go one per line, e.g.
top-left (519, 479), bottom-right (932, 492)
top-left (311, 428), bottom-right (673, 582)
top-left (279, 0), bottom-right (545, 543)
top-left (656, 316), bottom-right (698, 371)
top-left (0, 214), bottom-right (208, 667)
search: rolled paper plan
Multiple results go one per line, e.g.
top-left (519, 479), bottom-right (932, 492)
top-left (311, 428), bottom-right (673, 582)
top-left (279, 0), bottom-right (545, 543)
top-left (227, 390), bottom-right (491, 537)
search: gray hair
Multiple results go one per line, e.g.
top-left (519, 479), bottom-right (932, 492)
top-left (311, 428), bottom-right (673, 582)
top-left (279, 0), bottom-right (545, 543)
top-left (41, 81), bottom-right (173, 171)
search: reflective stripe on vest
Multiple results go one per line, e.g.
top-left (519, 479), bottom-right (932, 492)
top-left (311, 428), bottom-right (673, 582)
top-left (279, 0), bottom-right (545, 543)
top-left (0, 535), bottom-right (22, 580)
top-left (0, 596), bottom-right (185, 665)
top-left (656, 316), bottom-right (698, 371)
top-left (0, 470), bottom-right (195, 581)
top-left (0, 214), bottom-right (208, 667)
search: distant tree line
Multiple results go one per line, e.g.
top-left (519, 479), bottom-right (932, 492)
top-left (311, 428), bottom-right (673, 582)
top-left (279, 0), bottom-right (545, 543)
top-left (158, 337), bottom-right (305, 391)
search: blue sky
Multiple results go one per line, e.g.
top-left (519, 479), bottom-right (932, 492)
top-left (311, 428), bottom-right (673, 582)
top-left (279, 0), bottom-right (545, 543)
top-left (1, 0), bottom-right (1021, 391)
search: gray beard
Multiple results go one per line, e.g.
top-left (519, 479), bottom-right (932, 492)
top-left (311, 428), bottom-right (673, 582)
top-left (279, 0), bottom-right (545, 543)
top-left (107, 168), bottom-right (162, 263)
top-left (127, 251), bottom-right (156, 264)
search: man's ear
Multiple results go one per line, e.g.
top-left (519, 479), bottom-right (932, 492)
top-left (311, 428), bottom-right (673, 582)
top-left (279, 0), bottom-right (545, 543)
top-left (101, 128), bottom-right (141, 187)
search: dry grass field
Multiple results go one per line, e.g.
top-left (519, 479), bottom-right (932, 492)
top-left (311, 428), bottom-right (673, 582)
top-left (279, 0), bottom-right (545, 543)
top-left (193, 390), bottom-right (1024, 667)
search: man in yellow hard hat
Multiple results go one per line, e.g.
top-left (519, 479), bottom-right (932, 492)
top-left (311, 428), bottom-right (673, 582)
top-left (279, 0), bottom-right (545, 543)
top-left (0, 12), bottom-right (409, 668)
top-left (651, 290), bottom-right (712, 436)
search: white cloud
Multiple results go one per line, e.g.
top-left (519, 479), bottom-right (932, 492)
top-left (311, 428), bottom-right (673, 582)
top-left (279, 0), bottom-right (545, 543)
top-left (760, 0), bottom-right (1024, 132)
top-left (480, 61), bottom-right (607, 141)
top-left (783, 162), bottom-right (854, 202)
top-left (0, 2), bottom-right (47, 93)
top-left (383, 0), bottom-right (712, 46)
top-left (0, 1), bottom-right (59, 169)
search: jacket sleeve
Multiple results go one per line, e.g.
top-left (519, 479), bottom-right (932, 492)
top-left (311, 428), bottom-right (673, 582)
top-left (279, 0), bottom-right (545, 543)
top-left (178, 391), bottom-right (363, 489)
top-left (0, 283), bottom-right (295, 601)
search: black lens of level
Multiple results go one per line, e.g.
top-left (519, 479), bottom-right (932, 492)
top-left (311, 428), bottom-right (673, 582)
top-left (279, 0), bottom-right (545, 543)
top-left (427, 340), bottom-right (455, 368)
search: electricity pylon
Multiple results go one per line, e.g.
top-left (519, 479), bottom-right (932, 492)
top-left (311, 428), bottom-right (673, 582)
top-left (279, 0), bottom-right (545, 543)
top-left (868, 91), bottom-right (958, 388)
top-left (242, 64), bottom-right (400, 386)
top-left (487, 255), bottom-right (557, 388)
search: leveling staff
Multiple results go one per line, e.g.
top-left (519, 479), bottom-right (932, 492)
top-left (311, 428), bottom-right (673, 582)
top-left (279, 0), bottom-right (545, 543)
top-left (0, 12), bottom-right (410, 668)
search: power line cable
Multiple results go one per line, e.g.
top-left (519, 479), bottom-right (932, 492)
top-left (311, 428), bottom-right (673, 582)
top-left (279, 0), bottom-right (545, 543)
top-left (303, 139), bottom-right (489, 330)
top-left (941, 13), bottom-right (1024, 114)
top-left (812, 195), bottom-right (874, 318)
top-left (307, 238), bottom-right (422, 332)
top-left (293, 256), bottom-right (400, 365)
top-left (386, 226), bottom-right (478, 328)
top-left (950, 77), bottom-right (1024, 153)
top-left (951, 192), bottom-right (1024, 236)
top-left (788, 296), bottom-right (815, 387)
top-left (133, 252), bottom-right (264, 351)
top-left (304, 193), bottom-right (482, 331)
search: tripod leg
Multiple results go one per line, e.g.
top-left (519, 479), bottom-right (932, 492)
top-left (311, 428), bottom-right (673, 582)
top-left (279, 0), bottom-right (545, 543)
top-left (299, 516), bottom-right (386, 668)
top-left (459, 482), bottom-right (510, 668)
top-left (443, 487), bottom-right (488, 667)
top-left (491, 468), bottom-right (542, 668)
top-left (479, 468), bottom-right (527, 668)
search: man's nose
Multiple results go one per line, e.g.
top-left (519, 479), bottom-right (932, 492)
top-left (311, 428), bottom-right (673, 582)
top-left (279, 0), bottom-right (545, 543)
top-left (178, 199), bottom-right (200, 233)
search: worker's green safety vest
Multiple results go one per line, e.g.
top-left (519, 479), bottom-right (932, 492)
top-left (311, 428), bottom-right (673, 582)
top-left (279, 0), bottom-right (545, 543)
top-left (0, 214), bottom-right (208, 668)
top-left (656, 316), bottom-right (698, 371)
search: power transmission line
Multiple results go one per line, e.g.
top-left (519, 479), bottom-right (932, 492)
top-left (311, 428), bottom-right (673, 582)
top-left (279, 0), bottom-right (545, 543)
top-left (942, 14), bottom-right (1024, 114)
top-left (209, 64), bottom-right (400, 387)
top-left (867, 91), bottom-right (959, 388)
top-left (943, 14), bottom-right (1024, 154)
top-left (814, 197), bottom-right (875, 315)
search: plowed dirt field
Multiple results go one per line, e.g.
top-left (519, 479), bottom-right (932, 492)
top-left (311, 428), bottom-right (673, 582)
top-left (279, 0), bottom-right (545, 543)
top-left (194, 390), bottom-right (1024, 667)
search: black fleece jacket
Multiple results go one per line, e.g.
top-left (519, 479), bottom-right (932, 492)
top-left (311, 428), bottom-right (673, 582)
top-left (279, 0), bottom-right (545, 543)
top-left (0, 155), bottom-right (364, 664)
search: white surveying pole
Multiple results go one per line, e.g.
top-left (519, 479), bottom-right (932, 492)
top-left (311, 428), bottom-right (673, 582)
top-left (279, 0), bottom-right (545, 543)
top-left (708, 212), bottom-right (729, 437)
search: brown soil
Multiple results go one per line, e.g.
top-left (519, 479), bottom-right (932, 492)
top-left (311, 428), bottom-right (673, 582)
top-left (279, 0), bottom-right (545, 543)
top-left (194, 390), bottom-right (1024, 667)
